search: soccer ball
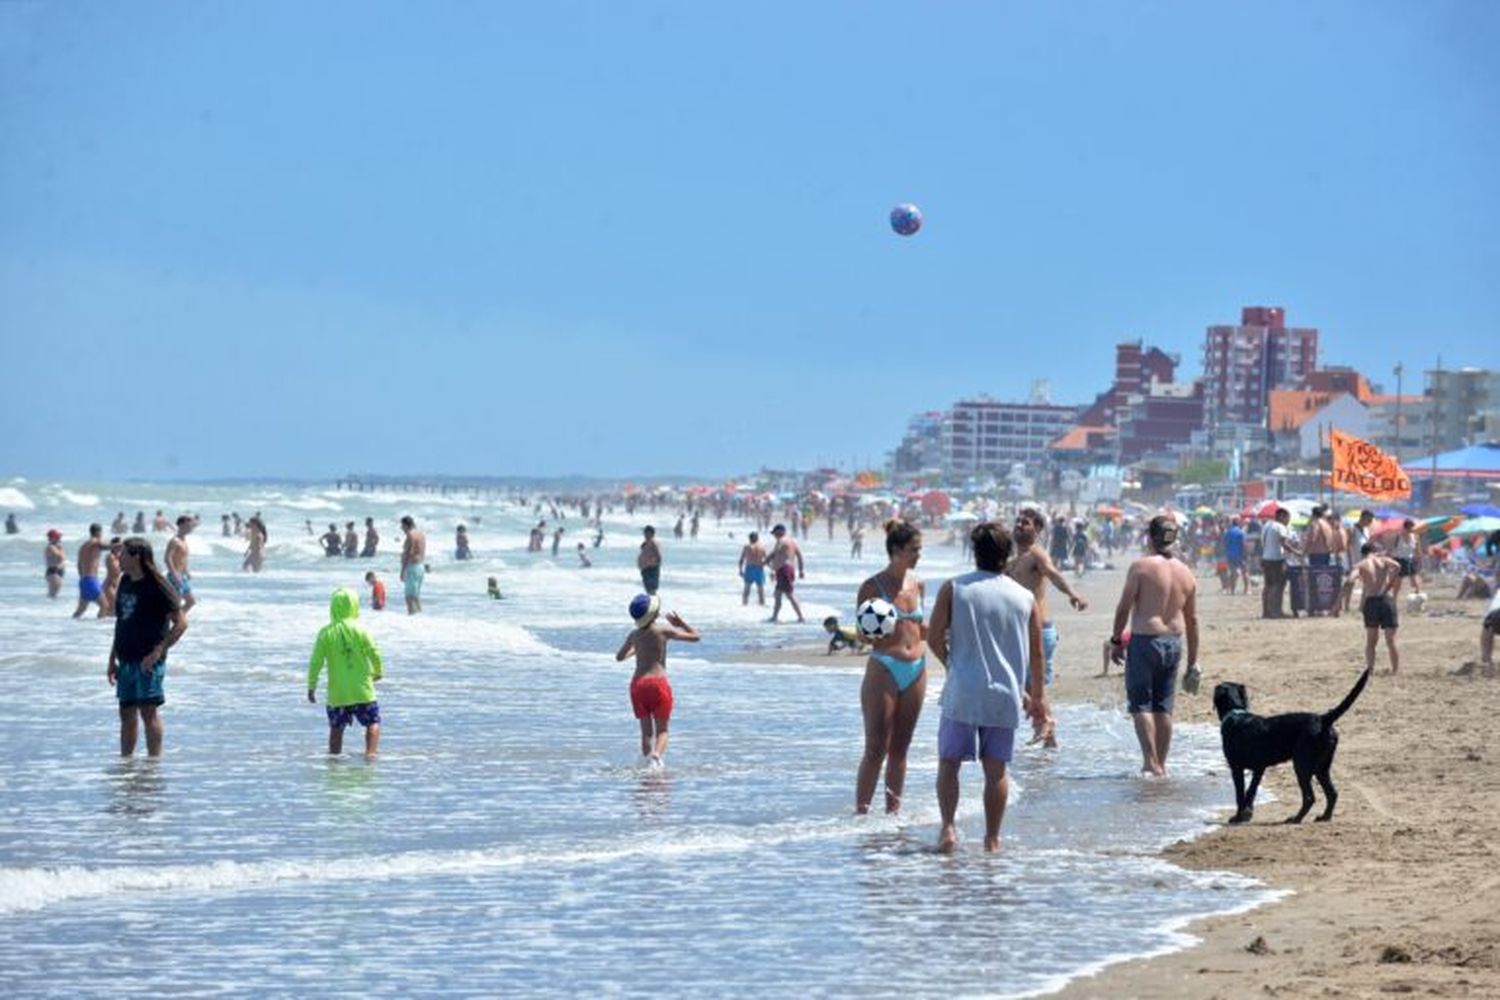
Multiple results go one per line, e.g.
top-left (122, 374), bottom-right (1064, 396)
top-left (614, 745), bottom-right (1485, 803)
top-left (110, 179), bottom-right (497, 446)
top-left (856, 597), bottom-right (898, 639)
top-left (1406, 591), bottom-right (1427, 613)
top-left (890, 203), bottom-right (922, 236)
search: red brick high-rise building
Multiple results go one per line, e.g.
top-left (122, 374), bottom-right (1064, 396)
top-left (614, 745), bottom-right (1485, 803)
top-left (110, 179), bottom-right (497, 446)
top-left (1203, 306), bottom-right (1319, 430)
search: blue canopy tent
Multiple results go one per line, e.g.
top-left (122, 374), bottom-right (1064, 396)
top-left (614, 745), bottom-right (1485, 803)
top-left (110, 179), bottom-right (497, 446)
top-left (1404, 442), bottom-right (1500, 481)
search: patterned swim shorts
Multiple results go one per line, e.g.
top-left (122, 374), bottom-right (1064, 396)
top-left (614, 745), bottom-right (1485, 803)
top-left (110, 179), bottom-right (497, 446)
top-left (326, 702), bottom-right (381, 729)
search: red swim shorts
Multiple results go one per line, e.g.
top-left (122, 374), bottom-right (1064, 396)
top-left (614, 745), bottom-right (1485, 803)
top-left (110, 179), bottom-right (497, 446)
top-left (630, 674), bottom-right (674, 721)
top-left (775, 563), bottom-right (796, 593)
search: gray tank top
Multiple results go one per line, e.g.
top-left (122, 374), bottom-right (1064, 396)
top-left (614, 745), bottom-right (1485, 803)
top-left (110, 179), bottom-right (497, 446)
top-left (940, 571), bottom-right (1036, 729)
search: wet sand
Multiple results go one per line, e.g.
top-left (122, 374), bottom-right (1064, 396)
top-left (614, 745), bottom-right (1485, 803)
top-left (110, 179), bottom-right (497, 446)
top-left (736, 560), bottom-right (1500, 997)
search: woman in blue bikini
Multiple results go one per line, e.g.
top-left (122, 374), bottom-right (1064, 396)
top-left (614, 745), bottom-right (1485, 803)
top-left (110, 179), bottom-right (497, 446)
top-left (855, 520), bottom-right (927, 814)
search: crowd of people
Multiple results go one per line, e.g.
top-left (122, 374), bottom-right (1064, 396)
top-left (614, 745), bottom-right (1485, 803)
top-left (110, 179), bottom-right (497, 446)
top-left (11, 488), bottom-right (1499, 853)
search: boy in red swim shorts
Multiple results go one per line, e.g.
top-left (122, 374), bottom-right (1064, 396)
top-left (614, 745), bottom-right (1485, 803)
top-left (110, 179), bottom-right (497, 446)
top-left (615, 593), bottom-right (700, 764)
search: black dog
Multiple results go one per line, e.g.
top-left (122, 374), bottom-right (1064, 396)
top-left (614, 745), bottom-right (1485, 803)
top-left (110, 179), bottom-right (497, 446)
top-left (1212, 667), bottom-right (1371, 824)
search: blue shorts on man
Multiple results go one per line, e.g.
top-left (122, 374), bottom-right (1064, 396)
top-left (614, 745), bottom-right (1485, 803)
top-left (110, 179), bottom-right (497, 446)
top-left (79, 575), bottom-right (103, 602)
top-left (116, 659), bottom-right (166, 707)
top-left (1125, 633), bottom-right (1181, 714)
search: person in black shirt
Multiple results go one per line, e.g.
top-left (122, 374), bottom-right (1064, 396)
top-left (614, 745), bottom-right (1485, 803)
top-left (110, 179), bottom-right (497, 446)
top-left (108, 538), bottom-right (187, 757)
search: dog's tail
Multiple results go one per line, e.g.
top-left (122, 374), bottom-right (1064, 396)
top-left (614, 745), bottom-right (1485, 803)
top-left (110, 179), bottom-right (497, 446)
top-left (1322, 666), bottom-right (1373, 727)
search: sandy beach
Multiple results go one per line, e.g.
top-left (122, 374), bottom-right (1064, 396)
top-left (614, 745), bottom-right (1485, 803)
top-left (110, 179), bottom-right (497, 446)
top-left (740, 560), bottom-right (1500, 998)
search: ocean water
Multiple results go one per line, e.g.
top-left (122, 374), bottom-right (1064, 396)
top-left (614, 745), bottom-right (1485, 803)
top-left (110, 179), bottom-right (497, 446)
top-left (0, 479), bottom-right (1275, 997)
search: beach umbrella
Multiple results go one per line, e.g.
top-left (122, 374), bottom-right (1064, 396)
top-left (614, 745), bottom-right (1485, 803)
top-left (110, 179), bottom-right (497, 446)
top-left (1459, 503), bottom-right (1500, 518)
top-left (1419, 515), bottom-right (1462, 544)
top-left (1450, 516), bottom-right (1500, 538)
top-left (920, 491), bottom-right (951, 516)
top-left (1246, 499), bottom-right (1281, 520)
top-left (1369, 517), bottom-right (1410, 540)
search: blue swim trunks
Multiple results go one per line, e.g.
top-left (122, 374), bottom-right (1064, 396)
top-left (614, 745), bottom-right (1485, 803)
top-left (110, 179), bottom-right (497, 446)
top-left (1041, 622), bottom-right (1059, 686)
top-left (116, 658), bottom-right (166, 707)
top-left (936, 717), bottom-right (1015, 762)
top-left (79, 575), bottom-right (103, 602)
top-left (326, 702), bottom-right (381, 729)
top-left (1125, 633), bottom-right (1182, 715)
top-left (742, 565), bottom-right (765, 585)
top-left (402, 563), bottom-right (425, 597)
top-left (169, 571), bottom-right (192, 597)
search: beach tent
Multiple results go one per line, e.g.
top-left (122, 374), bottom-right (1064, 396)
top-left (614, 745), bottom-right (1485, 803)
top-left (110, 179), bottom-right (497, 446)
top-left (1404, 442), bottom-right (1500, 480)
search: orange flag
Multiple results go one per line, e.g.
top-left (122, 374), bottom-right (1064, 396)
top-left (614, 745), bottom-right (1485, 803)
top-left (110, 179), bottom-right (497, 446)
top-left (1330, 429), bottom-right (1411, 500)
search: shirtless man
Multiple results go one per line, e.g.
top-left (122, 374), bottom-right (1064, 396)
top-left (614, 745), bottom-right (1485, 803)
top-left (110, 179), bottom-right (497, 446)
top-left (1353, 542), bottom-right (1402, 674)
top-left (766, 524), bottom-right (805, 623)
top-left (342, 522), bottom-right (359, 558)
top-left (73, 523), bottom-right (109, 619)
top-left (111, 511), bottom-right (129, 535)
top-left (737, 531), bottom-right (768, 606)
top-left (1109, 516), bottom-right (1199, 777)
top-left (1341, 509), bottom-right (1376, 612)
top-left (165, 515), bottom-right (197, 614)
top-left (151, 510), bottom-right (170, 533)
top-left (101, 538), bottom-right (123, 616)
top-left (1300, 505), bottom-right (1337, 617)
top-left (399, 515), bottom-right (427, 614)
top-left (44, 529), bottom-right (66, 598)
top-left (1007, 508), bottom-right (1087, 745)
top-left (361, 517), bottom-right (379, 557)
top-left (638, 525), bottom-right (662, 595)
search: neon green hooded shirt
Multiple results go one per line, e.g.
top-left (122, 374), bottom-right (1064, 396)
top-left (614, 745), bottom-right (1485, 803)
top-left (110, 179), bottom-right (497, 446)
top-left (308, 587), bottom-right (384, 708)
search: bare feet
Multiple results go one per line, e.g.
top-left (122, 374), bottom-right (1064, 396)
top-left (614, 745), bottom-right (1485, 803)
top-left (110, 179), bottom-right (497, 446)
top-left (937, 825), bottom-right (957, 854)
top-left (983, 836), bottom-right (1001, 852)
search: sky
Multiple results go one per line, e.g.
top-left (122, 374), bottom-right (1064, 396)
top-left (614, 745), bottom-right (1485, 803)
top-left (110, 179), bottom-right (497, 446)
top-left (2, 0), bottom-right (1496, 481)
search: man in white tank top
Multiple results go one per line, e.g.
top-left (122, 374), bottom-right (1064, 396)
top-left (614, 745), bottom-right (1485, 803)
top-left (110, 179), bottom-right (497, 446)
top-left (927, 522), bottom-right (1046, 853)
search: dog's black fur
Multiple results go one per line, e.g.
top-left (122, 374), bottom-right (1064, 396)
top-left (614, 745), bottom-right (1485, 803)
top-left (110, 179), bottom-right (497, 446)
top-left (1212, 667), bottom-right (1371, 824)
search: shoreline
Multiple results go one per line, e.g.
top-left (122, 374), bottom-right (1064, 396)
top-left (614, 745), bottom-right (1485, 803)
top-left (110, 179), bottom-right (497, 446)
top-left (732, 568), bottom-right (1500, 998)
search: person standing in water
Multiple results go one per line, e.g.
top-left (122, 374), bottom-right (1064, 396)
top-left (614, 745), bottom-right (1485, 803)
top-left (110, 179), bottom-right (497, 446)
top-left (108, 537), bottom-right (188, 757)
top-left (766, 524), bottom-right (806, 624)
top-left (400, 515), bottom-right (427, 614)
top-left (342, 522), bottom-right (359, 558)
top-left (307, 587), bottom-right (385, 757)
top-left (45, 529), bottom-right (66, 598)
top-left (100, 538), bottom-right (123, 616)
top-left (614, 594), bottom-right (700, 765)
top-left (242, 514), bottom-right (267, 572)
top-left (164, 515), bottom-right (197, 615)
top-left (638, 525), bottom-right (662, 595)
top-left (1109, 516), bottom-right (1199, 777)
top-left (73, 524), bottom-right (109, 619)
top-left (927, 522), bottom-right (1046, 852)
top-left (1006, 508), bottom-right (1088, 747)
top-left (737, 531), bottom-right (768, 606)
top-left (854, 520), bottom-right (927, 815)
top-left (361, 517), bottom-right (379, 557)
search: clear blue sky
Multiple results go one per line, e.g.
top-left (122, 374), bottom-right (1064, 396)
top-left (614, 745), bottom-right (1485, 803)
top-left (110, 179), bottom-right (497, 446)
top-left (2, 1), bottom-right (1495, 480)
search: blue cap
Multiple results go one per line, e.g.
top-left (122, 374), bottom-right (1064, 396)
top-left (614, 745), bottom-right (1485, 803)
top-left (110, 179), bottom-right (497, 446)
top-left (629, 593), bottom-right (660, 626)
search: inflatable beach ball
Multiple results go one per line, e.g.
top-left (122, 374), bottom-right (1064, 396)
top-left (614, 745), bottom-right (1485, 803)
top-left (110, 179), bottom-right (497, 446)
top-left (890, 203), bottom-right (923, 236)
top-left (856, 597), bottom-right (899, 639)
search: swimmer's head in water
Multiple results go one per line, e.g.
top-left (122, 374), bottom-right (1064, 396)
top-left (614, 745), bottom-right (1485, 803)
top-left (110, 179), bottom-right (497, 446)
top-left (47, 529), bottom-right (61, 541)
top-left (629, 593), bottom-right (660, 629)
top-left (1148, 515), bottom-right (1178, 552)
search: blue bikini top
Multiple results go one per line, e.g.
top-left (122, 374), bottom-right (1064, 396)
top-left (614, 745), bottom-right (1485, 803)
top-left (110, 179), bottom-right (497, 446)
top-left (875, 576), bottom-right (924, 623)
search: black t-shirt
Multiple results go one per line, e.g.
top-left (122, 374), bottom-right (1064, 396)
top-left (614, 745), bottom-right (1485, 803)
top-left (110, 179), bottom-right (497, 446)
top-left (113, 574), bottom-right (176, 662)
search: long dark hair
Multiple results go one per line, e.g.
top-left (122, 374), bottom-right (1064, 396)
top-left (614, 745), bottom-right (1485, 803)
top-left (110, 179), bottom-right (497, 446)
top-left (121, 537), bottom-right (180, 610)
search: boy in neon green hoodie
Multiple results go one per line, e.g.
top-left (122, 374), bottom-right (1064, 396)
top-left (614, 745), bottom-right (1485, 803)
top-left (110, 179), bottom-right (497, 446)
top-left (307, 587), bottom-right (385, 756)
